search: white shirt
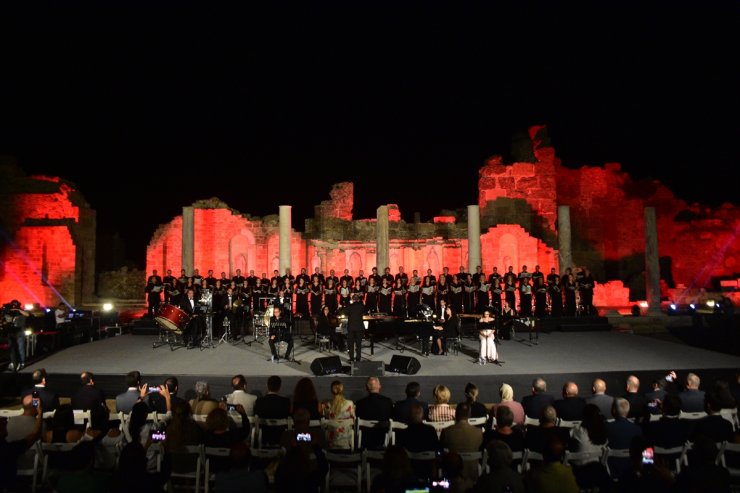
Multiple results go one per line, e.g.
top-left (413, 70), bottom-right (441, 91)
top-left (228, 390), bottom-right (257, 416)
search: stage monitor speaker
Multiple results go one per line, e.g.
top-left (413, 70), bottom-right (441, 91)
top-left (386, 355), bottom-right (421, 375)
top-left (352, 360), bottom-right (384, 377)
top-left (310, 356), bottom-right (343, 376)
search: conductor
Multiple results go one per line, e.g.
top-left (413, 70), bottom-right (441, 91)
top-left (342, 293), bottom-right (365, 363)
top-left (268, 305), bottom-right (293, 363)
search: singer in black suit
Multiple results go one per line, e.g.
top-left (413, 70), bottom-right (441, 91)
top-left (179, 288), bottom-right (204, 347)
top-left (341, 293), bottom-right (366, 363)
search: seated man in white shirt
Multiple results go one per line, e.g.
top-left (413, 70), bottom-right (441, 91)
top-left (226, 374), bottom-right (257, 417)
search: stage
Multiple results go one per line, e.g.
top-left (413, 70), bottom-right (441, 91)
top-left (4, 324), bottom-right (740, 409)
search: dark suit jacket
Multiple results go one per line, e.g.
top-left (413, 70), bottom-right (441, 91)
top-left (115, 389), bottom-right (140, 414)
top-left (521, 393), bottom-right (555, 419)
top-left (679, 389), bottom-right (706, 413)
top-left (254, 393), bottom-right (291, 447)
top-left (71, 385), bottom-right (105, 410)
top-left (393, 397), bottom-right (429, 424)
top-left (623, 391), bottom-right (649, 420)
top-left (146, 392), bottom-right (186, 414)
top-left (356, 392), bottom-right (394, 449)
top-left (342, 301), bottom-right (366, 332)
top-left (554, 396), bottom-right (586, 421)
top-left (643, 416), bottom-right (692, 449)
top-left (585, 393), bottom-right (614, 418)
top-left (397, 423), bottom-right (441, 453)
top-left (690, 415), bottom-right (734, 443)
top-left (21, 385), bottom-right (59, 413)
top-left (606, 417), bottom-right (642, 450)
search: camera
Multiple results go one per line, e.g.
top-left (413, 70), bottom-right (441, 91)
top-left (296, 432), bottom-right (312, 442)
top-left (641, 447), bottom-right (654, 465)
top-left (150, 429), bottom-right (166, 442)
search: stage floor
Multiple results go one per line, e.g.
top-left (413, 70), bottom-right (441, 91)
top-left (5, 328), bottom-right (740, 408)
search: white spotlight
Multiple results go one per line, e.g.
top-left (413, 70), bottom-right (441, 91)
top-left (103, 303), bottom-right (114, 312)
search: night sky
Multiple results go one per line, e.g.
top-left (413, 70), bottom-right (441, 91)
top-left (1, 1), bottom-right (738, 268)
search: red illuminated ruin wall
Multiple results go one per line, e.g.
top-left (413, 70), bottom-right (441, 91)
top-left (0, 169), bottom-right (94, 308)
top-left (480, 225), bottom-right (557, 273)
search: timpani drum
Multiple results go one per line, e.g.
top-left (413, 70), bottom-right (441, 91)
top-left (155, 303), bottom-right (190, 334)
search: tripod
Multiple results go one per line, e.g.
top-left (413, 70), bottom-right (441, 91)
top-left (218, 317), bottom-right (232, 345)
top-left (199, 313), bottom-right (215, 350)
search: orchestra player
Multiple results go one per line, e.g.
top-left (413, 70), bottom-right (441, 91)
top-left (267, 305), bottom-right (293, 363)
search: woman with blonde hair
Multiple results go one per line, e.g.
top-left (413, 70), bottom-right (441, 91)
top-left (428, 384), bottom-right (456, 422)
top-left (322, 379), bottom-right (356, 449)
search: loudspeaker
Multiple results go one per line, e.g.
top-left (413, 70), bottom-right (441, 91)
top-left (310, 356), bottom-right (343, 376)
top-left (386, 355), bottom-right (421, 375)
top-left (352, 360), bottom-right (384, 377)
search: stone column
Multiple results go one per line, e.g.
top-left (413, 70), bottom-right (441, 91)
top-left (557, 205), bottom-right (572, 272)
top-left (279, 205), bottom-right (292, 276)
top-left (467, 205), bottom-right (481, 273)
top-left (644, 207), bottom-right (661, 314)
top-left (376, 205), bottom-right (389, 274)
top-left (182, 206), bottom-right (194, 275)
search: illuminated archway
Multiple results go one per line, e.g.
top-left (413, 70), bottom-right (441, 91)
top-left (349, 252), bottom-right (362, 277)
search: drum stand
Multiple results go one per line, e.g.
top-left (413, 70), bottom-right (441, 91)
top-left (245, 314), bottom-right (266, 346)
top-left (199, 313), bottom-right (215, 350)
top-left (218, 317), bottom-right (231, 345)
top-left (152, 324), bottom-right (171, 349)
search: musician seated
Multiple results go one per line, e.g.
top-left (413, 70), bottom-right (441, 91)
top-left (268, 306), bottom-right (293, 363)
top-left (432, 306), bottom-right (459, 355)
top-left (315, 305), bottom-right (346, 352)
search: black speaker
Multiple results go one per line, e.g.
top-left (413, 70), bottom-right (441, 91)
top-left (386, 355), bottom-right (421, 375)
top-left (310, 356), bottom-right (343, 376)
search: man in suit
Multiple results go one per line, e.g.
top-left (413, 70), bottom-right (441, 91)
top-left (679, 372), bottom-right (706, 413)
top-left (622, 374), bottom-right (648, 421)
top-left (147, 376), bottom-right (185, 413)
top-left (226, 374), bottom-right (258, 417)
top-left (606, 398), bottom-right (642, 450)
top-left (71, 371), bottom-right (105, 410)
top-left (341, 293), bottom-right (365, 363)
top-left (397, 403), bottom-right (442, 481)
top-left (440, 402), bottom-right (483, 481)
top-left (554, 381), bottom-right (586, 421)
top-left (21, 368), bottom-right (59, 413)
top-left (179, 288), bottom-right (203, 347)
top-left (585, 378), bottom-right (614, 418)
top-left (521, 377), bottom-right (555, 419)
top-left (393, 381), bottom-right (429, 424)
top-left (643, 393), bottom-right (692, 449)
top-left (115, 370), bottom-right (146, 414)
top-left (254, 375), bottom-right (291, 447)
top-left (356, 376), bottom-right (394, 449)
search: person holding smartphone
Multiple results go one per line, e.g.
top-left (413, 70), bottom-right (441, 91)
top-left (5, 394), bottom-right (40, 442)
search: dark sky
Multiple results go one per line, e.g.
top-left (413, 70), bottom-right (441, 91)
top-left (1, 1), bottom-right (738, 268)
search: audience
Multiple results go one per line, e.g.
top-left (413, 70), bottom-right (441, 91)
top-left (355, 376), bottom-right (394, 450)
top-left (483, 405), bottom-right (525, 454)
top-left (440, 402), bottom-right (482, 481)
top-left (71, 371), bottom-right (106, 411)
top-left (214, 441), bottom-right (268, 493)
top-left (254, 375), bottom-right (291, 448)
top-left (470, 440), bottom-right (525, 493)
top-left (585, 378), bottom-right (614, 418)
top-left (428, 384), bottom-right (456, 422)
top-left (116, 370), bottom-right (146, 414)
top-left (460, 382), bottom-right (488, 419)
top-left (21, 368), bottom-right (60, 412)
top-left (524, 432), bottom-right (580, 493)
top-left (493, 382), bottom-right (525, 427)
top-left (5, 394), bottom-right (39, 442)
top-left (679, 372), bottom-right (705, 413)
top-left (392, 381), bottom-right (428, 424)
top-left (291, 377), bottom-right (322, 420)
top-left (623, 374), bottom-right (649, 421)
top-left (554, 381), bottom-right (586, 422)
top-left (369, 444), bottom-right (424, 493)
top-left (226, 374), bottom-right (257, 416)
top-left (147, 376), bottom-right (184, 414)
top-left (321, 379), bottom-right (355, 450)
top-left (521, 377), bottom-right (555, 420)
top-left (189, 380), bottom-right (219, 416)
top-left (112, 441), bottom-right (166, 493)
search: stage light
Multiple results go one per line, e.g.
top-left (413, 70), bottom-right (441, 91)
top-left (689, 304), bottom-right (696, 309)
top-left (669, 303), bottom-right (677, 311)
top-left (706, 300), bottom-right (715, 308)
top-left (24, 303), bottom-right (34, 311)
top-left (24, 329), bottom-right (33, 336)
top-left (638, 301), bottom-right (648, 308)
top-left (668, 303), bottom-right (678, 315)
top-left (103, 303), bottom-right (114, 312)
top-left (45, 308), bottom-right (51, 313)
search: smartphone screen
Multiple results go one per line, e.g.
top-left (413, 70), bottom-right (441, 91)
top-left (641, 447), bottom-right (654, 465)
top-left (31, 390), bottom-right (40, 408)
top-left (150, 429), bottom-right (166, 442)
top-left (148, 386), bottom-right (160, 393)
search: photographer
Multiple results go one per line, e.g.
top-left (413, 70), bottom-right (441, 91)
top-left (4, 300), bottom-right (29, 371)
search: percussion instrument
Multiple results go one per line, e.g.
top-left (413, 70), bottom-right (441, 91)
top-left (155, 303), bottom-right (190, 334)
top-left (263, 305), bottom-right (275, 327)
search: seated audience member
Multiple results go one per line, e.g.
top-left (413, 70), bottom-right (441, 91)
top-left (482, 406), bottom-right (525, 453)
top-left (204, 405), bottom-right (251, 473)
top-left (163, 400), bottom-right (204, 474)
top-left (254, 375), bottom-right (291, 448)
top-left (116, 370), bottom-right (146, 414)
top-left (225, 374), bottom-right (257, 416)
top-left (71, 371), bottom-right (106, 411)
top-left (617, 435), bottom-right (675, 493)
top-left (567, 404), bottom-right (611, 491)
top-left (524, 432), bottom-right (580, 493)
top-left (459, 382), bottom-right (488, 419)
top-left (321, 379), bottom-right (356, 450)
top-left (674, 435), bottom-right (730, 493)
top-left (396, 403), bottom-right (442, 481)
top-left (393, 381), bottom-right (428, 424)
top-left (214, 441), bottom-right (269, 493)
top-left (678, 372), bottom-right (705, 413)
top-left (440, 402), bottom-right (483, 482)
top-left (644, 377), bottom-right (669, 415)
top-left (492, 383), bottom-right (525, 427)
top-left (524, 405), bottom-right (570, 454)
top-left (469, 440), bottom-right (525, 493)
top-left (274, 441), bottom-right (328, 493)
top-left (689, 391), bottom-right (734, 444)
top-left (623, 374), bottom-right (649, 421)
top-left (189, 380), bottom-right (219, 417)
top-left (585, 378), bottom-right (614, 418)
top-left (605, 397), bottom-right (642, 481)
top-left (355, 376), bottom-right (394, 450)
top-left (521, 377), bottom-right (555, 420)
top-left (6, 394), bottom-right (39, 442)
top-left (291, 377), bottom-right (322, 421)
top-left (428, 384), bottom-right (456, 422)
top-left (113, 442), bottom-right (166, 493)
top-left (0, 400), bottom-right (43, 492)
top-left (147, 376), bottom-right (185, 414)
top-left (439, 451), bottom-right (475, 493)
top-left (44, 404), bottom-right (83, 444)
top-left (369, 445), bottom-right (425, 493)
top-left (21, 368), bottom-right (60, 412)
top-left (554, 381), bottom-right (586, 422)
top-left (643, 394), bottom-right (692, 449)
top-left (711, 379), bottom-right (737, 410)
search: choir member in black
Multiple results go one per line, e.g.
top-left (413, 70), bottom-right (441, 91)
top-left (564, 273), bottom-right (577, 316)
top-left (252, 278), bottom-right (268, 313)
top-left (311, 267), bottom-right (324, 285)
top-left (339, 269), bottom-right (354, 289)
top-left (500, 300), bottom-right (517, 340)
top-left (315, 305), bottom-right (346, 351)
top-left (377, 278), bottom-right (393, 314)
top-left (433, 305), bottom-right (459, 355)
top-left (504, 276), bottom-right (517, 312)
top-left (177, 269), bottom-right (189, 294)
top-left (441, 266), bottom-right (453, 284)
top-left (308, 278), bottom-right (324, 318)
top-left (578, 267), bottom-right (595, 316)
top-left (355, 270), bottom-right (367, 289)
top-left (503, 266), bottom-right (517, 286)
top-left (326, 269), bottom-right (339, 287)
top-left (533, 277), bottom-right (548, 318)
top-left (406, 274), bottom-right (421, 318)
top-left (232, 269), bottom-right (246, 292)
top-left (560, 267), bottom-right (572, 286)
top-left (296, 268), bottom-right (311, 287)
top-left (517, 265), bottom-right (531, 285)
top-left (179, 288), bottom-right (205, 347)
top-left (421, 275), bottom-right (436, 308)
top-left (350, 282), bottom-right (365, 305)
top-left (488, 266), bottom-right (502, 287)
top-left (281, 268), bottom-right (295, 292)
top-left (162, 269), bottom-right (177, 304)
top-left (531, 265), bottom-right (544, 287)
top-left (267, 278), bottom-right (280, 300)
top-left (394, 266), bottom-right (409, 287)
top-left (546, 268), bottom-right (562, 317)
top-left (270, 269), bottom-right (281, 285)
top-left (463, 274), bottom-right (476, 314)
top-left (471, 265), bottom-right (483, 285)
top-left (365, 276), bottom-right (379, 313)
top-left (338, 278), bottom-right (352, 308)
top-left (294, 277), bottom-right (310, 319)
top-left (436, 274), bottom-right (450, 311)
top-left (231, 281), bottom-right (250, 338)
top-left (369, 267), bottom-right (381, 287)
top-left (245, 269), bottom-right (258, 291)
top-left (324, 278), bottom-right (338, 314)
top-left (380, 267), bottom-right (394, 286)
top-left (204, 270), bottom-right (218, 290)
top-left (449, 275), bottom-right (464, 314)
top-left (476, 276), bottom-right (491, 314)
top-left (391, 279), bottom-right (407, 318)
top-left (490, 277), bottom-right (503, 316)
top-left (267, 305), bottom-right (293, 362)
top-left (145, 269), bottom-right (164, 318)
top-left (519, 277), bottom-right (533, 317)
top-left (184, 277), bottom-right (197, 301)
top-left (423, 268), bottom-right (436, 287)
top-left (191, 268), bottom-right (204, 290)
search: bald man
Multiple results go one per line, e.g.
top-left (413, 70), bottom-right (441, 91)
top-left (355, 377), bottom-right (394, 449)
top-left (679, 372), bottom-right (706, 413)
top-left (553, 381), bottom-right (586, 421)
top-left (622, 374), bottom-right (648, 421)
top-left (585, 378), bottom-right (614, 418)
